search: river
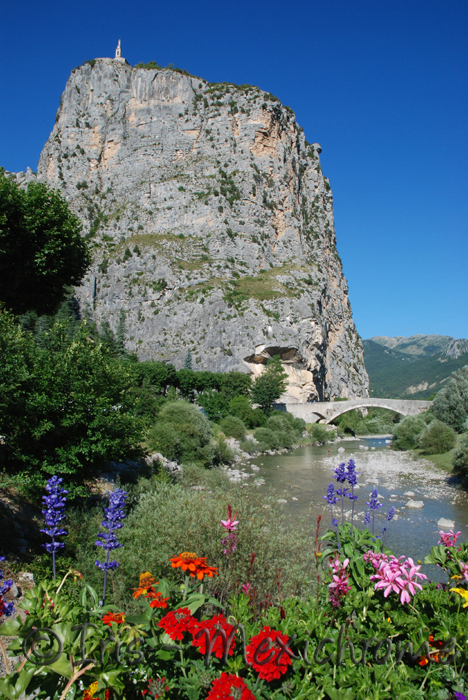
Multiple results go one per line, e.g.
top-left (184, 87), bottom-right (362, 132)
top-left (226, 438), bottom-right (468, 580)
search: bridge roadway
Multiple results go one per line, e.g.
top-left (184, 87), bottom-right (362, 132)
top-left (275, 398), bottom-right (433, 425)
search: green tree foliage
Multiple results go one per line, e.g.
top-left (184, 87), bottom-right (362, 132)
top-left (332, 407), bottom-right (399, 436)
top-left (0, 172), bottom-right (90, 315)
top-left (418, 419), bottom-right (457, 454)
top-left (251, 355), bottom-right (288, 413)
top-left (228, 395), bottom-right (266, 428)
top-left (432, 365), bottom-right (468, 432)
top-left (219, 415), bottom-right (246, 440)
top-left (147, 401), bottom-right (214, 466)
top-left (0, 309), bottom-right (144, 489)
top-left (197, 389), bottom-right (229, 422)
top-left (453, 434), bottom-right (468, 481)
top-left (391, 415), bottom-right (426, 450)
top-left (131, 361), bottom-right (177, 395)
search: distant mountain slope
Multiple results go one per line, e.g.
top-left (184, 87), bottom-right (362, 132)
top-left (363, 337), bottom-right (468, 399)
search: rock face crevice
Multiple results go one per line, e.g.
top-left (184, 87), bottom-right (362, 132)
top-left (19, 57), bottom-right (368, 401)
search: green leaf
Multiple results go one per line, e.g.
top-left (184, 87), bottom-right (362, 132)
top-left (0, 667), bottom-right (36, 700)
top-left (157, 650), bottom-right (174, 660)
top-left (125, 614), bottom-right (149, 626)
top-left (0, 619), bottom-right (21, 636)
top-left (326, 689), bottom-right (355, 700)
top-left (48, 652), bottom-right (74, 679)
top-left (80, 583), bottom-right (99, 609)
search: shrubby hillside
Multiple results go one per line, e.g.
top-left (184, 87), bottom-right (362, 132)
top-left (363, 336), bottom-right (468, 399)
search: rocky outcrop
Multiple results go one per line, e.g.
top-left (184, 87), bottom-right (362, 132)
top-left (19, 54), bottom-right (369, 401)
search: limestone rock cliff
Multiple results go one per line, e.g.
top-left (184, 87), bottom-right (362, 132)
top-left (25, 55), bottom-right (368, 401)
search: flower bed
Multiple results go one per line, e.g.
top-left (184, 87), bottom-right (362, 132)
top-left (1, 468), bottom-right (468, 699)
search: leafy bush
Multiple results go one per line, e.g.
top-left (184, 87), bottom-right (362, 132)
top-left (275, 430), bottom-right (294, 448)
top-left (391, 415), bottom-right (426, 450)
top-left (239, 438), bottom-right (258, 454)
top-left (212, 434), bottom-right (235, 464)
top-left (432, 365), bottom-right (468, 432)
top-left (264, 414), bottom-right (291, 434)
top-left (147, 401), bottom-right (214, 466)
top-left (0, 311), bottom-right (144, 491)
top-left (307, 423), bottom-right (329, 443)
top-left (452, 434), bottom-right (468, 480)
top-left (418, 419), bottom-right (457, 454)
top-left (252, 427), bottom-right (278, 451)
top-left (219, 415), bottom-right (246, 440)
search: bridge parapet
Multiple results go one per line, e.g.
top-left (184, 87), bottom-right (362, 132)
top-left (275, 398), bottom-right (432, 425)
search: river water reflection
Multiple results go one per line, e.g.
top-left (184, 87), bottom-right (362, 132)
top-left (237, 438), bottom-right (468, 581)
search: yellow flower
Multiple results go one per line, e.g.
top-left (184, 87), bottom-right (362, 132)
top-left (451, 588), bottom-right (468, 607)
top-left (451, 574), bottom-right (462, 581)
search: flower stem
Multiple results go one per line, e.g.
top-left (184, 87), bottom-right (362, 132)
top-left (102, 549), bottom-right (110, 605)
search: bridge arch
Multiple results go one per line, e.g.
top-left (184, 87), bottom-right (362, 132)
top-left (276, 399), bottom-right (432, 425)
top-left (324, 400), bottom-right (408, 425)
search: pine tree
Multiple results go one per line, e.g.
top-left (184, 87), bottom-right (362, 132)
top-left (184, 349), bottom-right (193, 370)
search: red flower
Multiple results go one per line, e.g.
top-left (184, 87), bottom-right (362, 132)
top-left (157, 607), bottom-right (197, 641)
top-left (102, 612), bottom-right (125, 627)
top-left (191, 614), bottom-right (236, 659)
top-left (206, 672), bottom-right (255, 700)
top-left (246, 626), bottom-right (293, 681)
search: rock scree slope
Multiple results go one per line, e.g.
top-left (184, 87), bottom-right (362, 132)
top-left (15, 54), bottom-right (369, 402)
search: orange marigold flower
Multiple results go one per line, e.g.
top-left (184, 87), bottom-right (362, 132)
top-left (83, 682), bottom-right (111, 700)
top-left (170, 552), bottom-right (218, 580)
top-left (418, 634), bottom-right (444, 666)
top-left (102, 612), bottom-right (125, 627)
top-left (133, 572), bottom-right (157, 598)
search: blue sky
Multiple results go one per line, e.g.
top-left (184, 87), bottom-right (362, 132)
top-left (1, 0), bottom-right (467, 340)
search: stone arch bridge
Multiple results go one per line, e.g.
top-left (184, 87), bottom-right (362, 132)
top-left (276, 398), bottom-right (432, 425)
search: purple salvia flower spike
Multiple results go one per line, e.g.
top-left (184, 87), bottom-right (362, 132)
top-left (0, 556), bottom-right (15, 618)
top-left (95, 488), bottom-right (127, 605)
top-left (366, 487), bottom-right (382, 535)
top-left (40, 476), bottom-right (68, 580)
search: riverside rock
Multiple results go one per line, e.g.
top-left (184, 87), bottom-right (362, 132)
top-left (15, 53), bottom-right (369, 401)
